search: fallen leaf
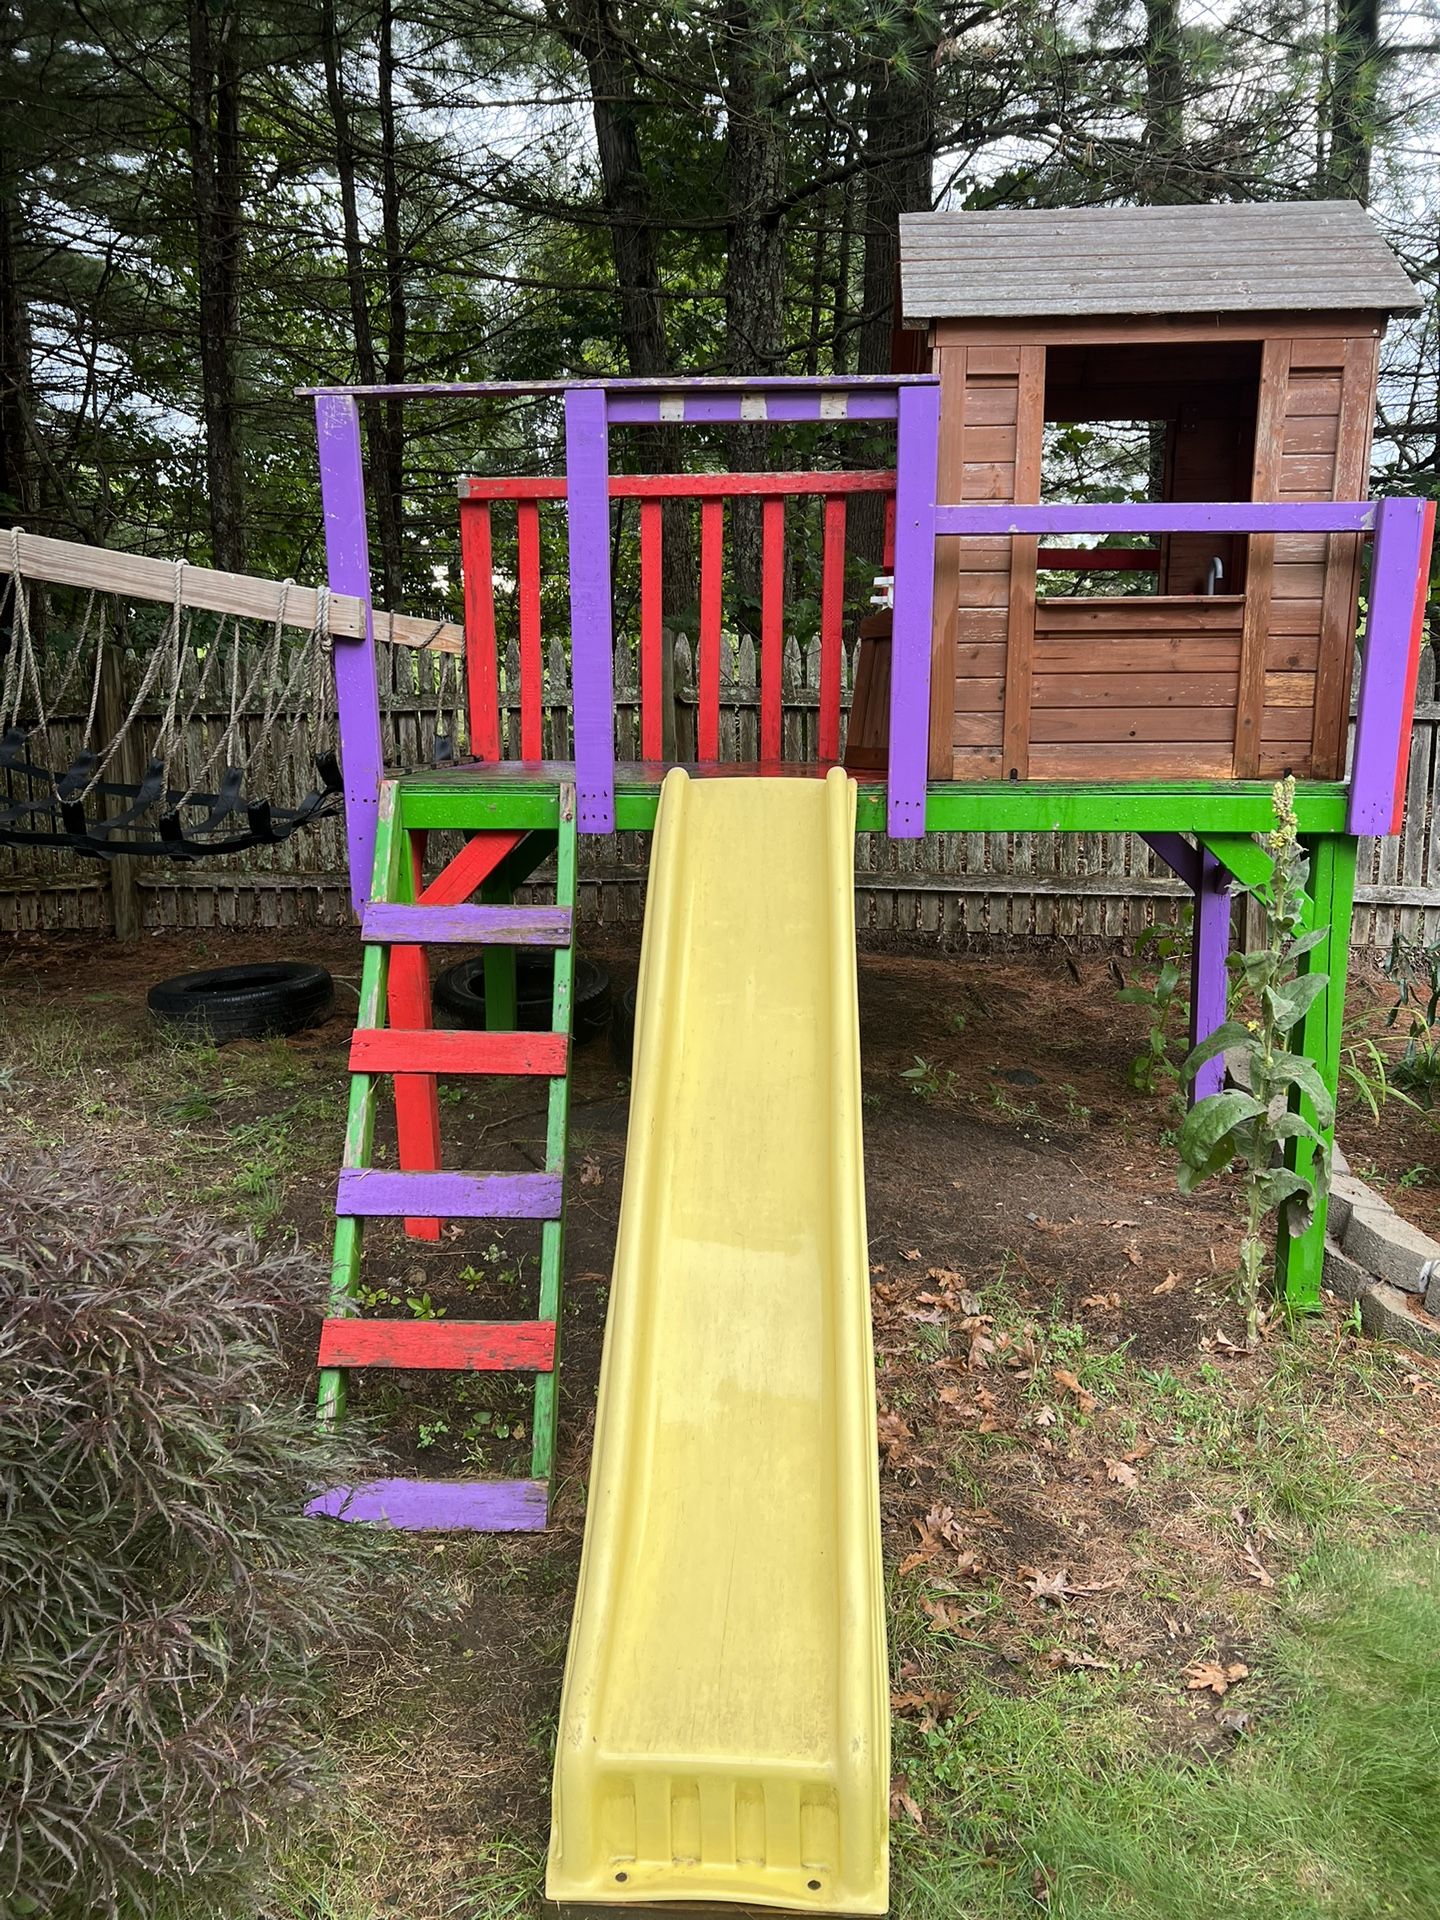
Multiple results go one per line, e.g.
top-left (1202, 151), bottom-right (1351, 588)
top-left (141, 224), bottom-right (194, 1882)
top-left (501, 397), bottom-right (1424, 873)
top-left (1215, 1707), bottom-right (1254, 1736)
top-left (1052, 1366), bottom-right (1098, 1414)
top-left (1105, 1458), bottom-right (1139, 1490)
top-left (1046, 1646), bottom-right (1115, 1672)
top-left (1031, 1403), bottom-right (1059, 1428)
top-left (877, 1409), bottom-right (915, 1466)
top-left (1023, 1566), bottom-right (1073, 1605)
top-left (1402, 1371), bottom-right (1437, 1396)
top-left (1123, 1441), bottom-right (1155, 1464)
top-left (889, 1779), bottom-right (925, 1827)
top-left (1100, 1218), bottom-right (1140, 1230)
top-left (1240, 1540), bottom-right (1274, 1589)
top-left (580, 1157), bottom-right (604, 1187)
top-left (1152, 1272), bottom-right (1182, 1296)
top-left (1080, 1292), bottom-right (1121, 1311)
top-left (1184, 1659), bottom-right (1249, 1697)
top-left (890, 1687), bottom-right (954, 1726)
top-left (1124, 1243), bottom-right (1142, 1267)
top-left (901, 1248), bottom-right (922, 1262)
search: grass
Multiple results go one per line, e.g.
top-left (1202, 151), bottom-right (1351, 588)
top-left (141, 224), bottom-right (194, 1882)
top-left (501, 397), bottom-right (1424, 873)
top-left (893, 1536), bottom-right (1440, 1919)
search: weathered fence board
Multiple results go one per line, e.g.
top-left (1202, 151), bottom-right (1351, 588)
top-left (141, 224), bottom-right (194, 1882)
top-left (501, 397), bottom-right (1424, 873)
top-left (3, 618), bottom-right (1436, 950)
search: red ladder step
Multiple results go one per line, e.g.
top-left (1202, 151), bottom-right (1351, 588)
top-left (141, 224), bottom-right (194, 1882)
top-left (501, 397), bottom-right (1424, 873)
top-left (349, 1029), bottom-right (568, 1076)
top-left (318, 1317), bottom-right (555, 1370)
top-left (361, 902), bottom-right (572, 947)
top-left (336, 1169), bottom-right (563, 1219)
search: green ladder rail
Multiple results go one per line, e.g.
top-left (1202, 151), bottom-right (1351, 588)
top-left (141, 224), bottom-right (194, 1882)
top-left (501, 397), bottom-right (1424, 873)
top-left (306, 779), bottom-right (576, 1531)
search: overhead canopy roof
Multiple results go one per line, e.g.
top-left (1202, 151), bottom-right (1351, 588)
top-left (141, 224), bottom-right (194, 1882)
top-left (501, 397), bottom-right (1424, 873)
top-left (899, 201), bottom-right (1421, 323)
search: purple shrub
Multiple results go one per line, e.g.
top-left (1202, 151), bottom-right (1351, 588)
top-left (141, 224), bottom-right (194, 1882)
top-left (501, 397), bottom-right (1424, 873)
top-left (0, 1151), bottom-right (400, 1918)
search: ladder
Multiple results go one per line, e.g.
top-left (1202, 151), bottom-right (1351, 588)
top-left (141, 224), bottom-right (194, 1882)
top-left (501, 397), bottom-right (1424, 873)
top-left (306, 777), bottom-right (576, 1531)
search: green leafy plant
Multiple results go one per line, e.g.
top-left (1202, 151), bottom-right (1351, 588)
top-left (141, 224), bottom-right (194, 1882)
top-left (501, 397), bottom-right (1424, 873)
top-left (901, 1056), bottom-right (957, 1103)
top-left (1116, 919), bottom-right (1191, 1095)
top-left (1175, 779), bottom-right (1333, 1347)
top-left (0, 1149), bottom-right (405, 1920)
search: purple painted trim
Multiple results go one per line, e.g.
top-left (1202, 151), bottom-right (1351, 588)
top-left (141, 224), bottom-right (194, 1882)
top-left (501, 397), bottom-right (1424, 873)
top-left (937, 502), bottom-right (1375, 537)
top-left (888, 383), bottom-right (941, 839)
top-left (295, 375), bottom-right (938, 400)
top-left (1190, 846), bottom-right (1232, 1102)
top-left (306, 1477), bottom-right (549, 1530)
top-left (565, 388), bottom-right (616, 832)
top-left (336, 1168), bottom-right (564, 1218)
top-left (314, 396), bottom-right (385, 916)
top-left (1348, 496), bottom-right (1430, 835)
top-left (361, 902), bottom-right (572, 946)
top-left (1142, 831), bottom-right (1201, 892)
top-left (607, 393), bottom-right (898, 424)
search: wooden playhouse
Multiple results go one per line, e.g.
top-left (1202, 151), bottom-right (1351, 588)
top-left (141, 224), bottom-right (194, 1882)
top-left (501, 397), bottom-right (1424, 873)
top-left (895, 201), bottom-right (1422, 784)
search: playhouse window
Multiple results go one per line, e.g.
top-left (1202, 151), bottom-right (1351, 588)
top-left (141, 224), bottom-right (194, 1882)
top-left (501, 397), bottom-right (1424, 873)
top-left (1039, 340), bottom-right (1262, 601)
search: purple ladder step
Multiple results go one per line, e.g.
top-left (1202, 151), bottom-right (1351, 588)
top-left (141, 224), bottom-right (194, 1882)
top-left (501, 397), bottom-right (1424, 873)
top-left (361, 902), bottom-right (572, 947)
top-left (336, 1168), bottom-right (563, 1219)
top-left (306, 1477), bottom-right (549, 1531)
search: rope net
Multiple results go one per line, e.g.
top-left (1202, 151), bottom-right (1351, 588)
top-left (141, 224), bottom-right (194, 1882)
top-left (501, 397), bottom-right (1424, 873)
top-left (0, 537), bottom-right (347, 860)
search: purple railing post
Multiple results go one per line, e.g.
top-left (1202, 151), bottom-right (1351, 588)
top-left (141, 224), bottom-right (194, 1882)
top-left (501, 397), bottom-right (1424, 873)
top-left (1190, 846), bottom-right (1231, 1101)
top-left (888, 380), bottom-right (940, 838)
top-left (1348, 495), bottom-right (1430, 837)
top-left (314, 394), bottom-right (385, 916)
top-left (565, 387), bottom-right (616, 833)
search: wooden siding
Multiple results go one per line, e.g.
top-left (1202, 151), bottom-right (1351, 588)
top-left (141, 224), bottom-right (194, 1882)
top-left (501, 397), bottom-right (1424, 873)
top-left (900, 203), bottom-right (1422, 323)
top-left (1254, 333), bottom-right (1378, 780)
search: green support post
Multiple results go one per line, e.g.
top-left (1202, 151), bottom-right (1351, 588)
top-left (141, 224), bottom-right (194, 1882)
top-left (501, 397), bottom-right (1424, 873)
top-left (1274, 833), bottom-right (1358, 1310)
top-left (319, 782), bottom-right (402, 1424)
top-left (530, 787), bottom-right (576, 1489)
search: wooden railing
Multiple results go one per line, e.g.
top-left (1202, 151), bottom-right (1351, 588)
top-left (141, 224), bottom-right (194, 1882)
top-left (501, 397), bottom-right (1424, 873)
top-left (458, 470), bottom-right (897, 772)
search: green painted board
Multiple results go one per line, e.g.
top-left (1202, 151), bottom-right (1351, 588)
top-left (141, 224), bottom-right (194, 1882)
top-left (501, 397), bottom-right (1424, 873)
top-left (398, 773), bottom-right (1350, 839)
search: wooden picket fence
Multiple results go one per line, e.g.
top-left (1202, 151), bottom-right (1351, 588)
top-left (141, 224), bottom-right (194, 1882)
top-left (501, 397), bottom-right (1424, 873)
top-left (2, 621), bottom-right (1437, 952)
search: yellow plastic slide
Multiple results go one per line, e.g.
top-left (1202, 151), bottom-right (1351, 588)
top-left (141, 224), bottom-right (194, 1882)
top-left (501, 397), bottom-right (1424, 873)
top-left (547, 767), bottom-right (888, 1915)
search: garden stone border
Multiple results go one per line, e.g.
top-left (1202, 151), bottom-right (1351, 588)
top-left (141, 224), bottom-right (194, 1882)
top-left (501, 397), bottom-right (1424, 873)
top-left (1321, 1146), bottom-right (1440, 1356)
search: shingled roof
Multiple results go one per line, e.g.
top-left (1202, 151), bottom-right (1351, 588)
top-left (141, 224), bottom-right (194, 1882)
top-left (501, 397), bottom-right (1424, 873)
top-left (899, 201), bottom-right (1421, 323)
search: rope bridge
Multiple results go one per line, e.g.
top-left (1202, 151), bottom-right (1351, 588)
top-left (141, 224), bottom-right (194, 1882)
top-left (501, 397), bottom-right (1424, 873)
top-left (0, 531), bottom-right (460, 861)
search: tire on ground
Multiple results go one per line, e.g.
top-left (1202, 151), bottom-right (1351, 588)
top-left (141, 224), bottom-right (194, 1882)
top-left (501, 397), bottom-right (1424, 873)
top-left (432, 952), bottom-right (611, 1044)
top-left (146, 962), bottom-right (335, 1044)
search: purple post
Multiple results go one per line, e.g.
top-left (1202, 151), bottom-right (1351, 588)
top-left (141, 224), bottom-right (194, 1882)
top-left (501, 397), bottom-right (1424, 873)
top-left (1348, 495), bottom-right (1431, 836)
top-left (888, 381), bottom-right (940, 839)
top-left (1142, 833), bottom-right (1230, 1101)
top-left (315, 395), bottom-right (385, 915)
top-left (564, 387), bottom-right (615, 833)
top-left (1190, 846), bottom-right (1232, 1101)
top-left (1141, 831), bottom-right (1201, 892)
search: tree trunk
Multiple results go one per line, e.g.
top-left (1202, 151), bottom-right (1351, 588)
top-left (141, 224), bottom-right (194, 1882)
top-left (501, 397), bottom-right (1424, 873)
top-left (377, 0), bottom-right (407, 601)
top-left (856, 28), bottom-right (936, 380)
top-left (0, 117), bottom-right (36, 526)
top-left (856, 23), bottom-right (936, 564)
top-left (722, 0), bottom-right (788, 626)
top-left (319, 0), bottom-right (402, 604)
top-left (1141, 0), bottom-right (1187, 202)
top-left (558, 0), bottom-right (692, 618)
top-left (186, 0), bottom-right (246, 571)
top-left (1323, 0), bottom-right (1381, 202)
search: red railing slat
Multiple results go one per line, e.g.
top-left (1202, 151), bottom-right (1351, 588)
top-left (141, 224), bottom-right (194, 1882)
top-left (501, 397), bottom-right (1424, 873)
top-left (516, 499), bottom-right (543, 759)
top-left (819, 495), bottom-right (846, 764)
top-left (883, 494), bottom-right (897, 571)
top-left (640, 499), bottom-right (663, 760)
top-left (761, 497), bottom-right (785, 762)
top-left (698, 498), bottom-right (724, 763)
top-left (459, 502), bottom-right (500, 761)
